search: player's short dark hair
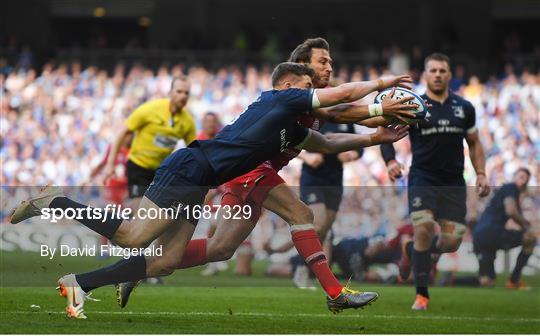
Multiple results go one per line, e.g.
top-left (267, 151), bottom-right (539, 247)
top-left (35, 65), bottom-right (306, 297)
top-left (515, 167), bottom-right (531, 177)
top-left (170, 75), bottom-right (189, 90)
top-left (424, 53), bottom-right (451, 69)
top-left (288, 37), bottom-right (330, 63)
top-left (271, 62), bottom-right (315, 87)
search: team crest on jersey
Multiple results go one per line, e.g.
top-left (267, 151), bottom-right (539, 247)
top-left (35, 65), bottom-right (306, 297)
top-left (312, 119), bottom-right (320, 131)
top-left (452, 106), bottom-right (465, 119)
top-left (308, 193), bottom-right (318, 203)
top-left (411, 197), bottom-right (422, 208)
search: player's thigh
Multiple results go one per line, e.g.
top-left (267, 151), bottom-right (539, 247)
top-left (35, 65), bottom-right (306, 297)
top-left (437, 184), bottom-right (467, 230)
top-left (115, 196), bottom-right (178, 247)
top-left (264, 183), bottom-right (313, 225)
top-left (408, 173), bottom-right (438, 227)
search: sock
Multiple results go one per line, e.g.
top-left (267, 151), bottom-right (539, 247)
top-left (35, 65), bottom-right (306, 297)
top-left (429, 236), bottom-right (442, 254)
top-left (510, 250), bottom-right (531, 283)
top-left (477, 250), bottom-right (496, 279)
top-left (76, 255), bottom-right (146, 293)
top-left (177, 239), bottom-right (208, 269)
top-left (50, 197), bottom-right (122, 239)
top-left (290, 224), bottom-right (343, 299)
top-left (405, 241), bottom-right (413, 259)
top-left (412, 248), bottom-right (431, 298)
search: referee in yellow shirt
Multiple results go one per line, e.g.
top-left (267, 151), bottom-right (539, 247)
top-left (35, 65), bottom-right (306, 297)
top-left (104, 75), bottom-right (196, 206)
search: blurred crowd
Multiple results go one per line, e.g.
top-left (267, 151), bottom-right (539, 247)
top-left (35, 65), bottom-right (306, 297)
top-left (2, 58), bottom-right (538, 188)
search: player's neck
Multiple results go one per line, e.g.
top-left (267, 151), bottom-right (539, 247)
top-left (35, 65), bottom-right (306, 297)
top-left (426, 89), bottom-right (449, 104)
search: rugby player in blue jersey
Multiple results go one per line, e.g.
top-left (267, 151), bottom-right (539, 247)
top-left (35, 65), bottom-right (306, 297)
top-left (381, 53), bottom-right (491, 310)
top-left (12, 62), bottom-right (413, 318)
top-left (473, 167), bottom-right (536, 289)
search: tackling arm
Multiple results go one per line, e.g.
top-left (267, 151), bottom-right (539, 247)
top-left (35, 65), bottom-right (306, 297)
top-left (314, 75), bottom-right (412, 108)
top-left (302, 126), bottom-right (409, 154)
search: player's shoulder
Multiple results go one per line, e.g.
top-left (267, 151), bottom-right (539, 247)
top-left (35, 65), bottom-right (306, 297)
top-left (139, 98), bottom-right (169, 110)
top-left (273, 88), bottom-right (313, 100)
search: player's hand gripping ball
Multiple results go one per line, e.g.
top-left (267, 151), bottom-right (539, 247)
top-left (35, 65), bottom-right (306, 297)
top-left (375, 87), bottom-right (430, 124)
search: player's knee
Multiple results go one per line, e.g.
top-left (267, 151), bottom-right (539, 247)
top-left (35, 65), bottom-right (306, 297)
top-left (411, 210), bottom-right (435, 231)
top-left (523, 232), bottom-right (536, 246)
top-left (212, 243), bottom-right (236, 261)
top-left (438, 237), bottom-right (461, 253)
top-left (123, 234), bottom-right (152, 249)
top-left (411, 211), bottom-right (434, 250)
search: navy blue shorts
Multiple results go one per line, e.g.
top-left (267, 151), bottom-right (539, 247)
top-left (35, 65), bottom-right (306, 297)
top-left (144, 148), bottom-right (214, 226)
top-left (473, 226), bottom-right (523, 252)
top-left (300, 174), bottom-right (343, 212)
top-left (408, 171), bottom-right (466, 223)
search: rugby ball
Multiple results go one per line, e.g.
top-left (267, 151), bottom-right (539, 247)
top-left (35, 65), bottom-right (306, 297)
top-left (374, 87), bottom-right (430, 124)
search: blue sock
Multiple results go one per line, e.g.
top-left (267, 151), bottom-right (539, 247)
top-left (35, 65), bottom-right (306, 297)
top-left (76, 256), bottom-right (147, 293)
top-left (412, 248), bottom-right (431, 298)
top-left (510, 250), bottom-right (531, 283)
top-left (50, 197), bottom-right (122, 239)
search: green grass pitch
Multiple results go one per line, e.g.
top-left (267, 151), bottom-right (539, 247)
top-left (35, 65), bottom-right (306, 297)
top-left (1, 252), bottom-right (539, 334)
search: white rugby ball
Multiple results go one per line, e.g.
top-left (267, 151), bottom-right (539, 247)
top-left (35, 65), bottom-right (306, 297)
top-left (374, 87), bottom-right (429, 124)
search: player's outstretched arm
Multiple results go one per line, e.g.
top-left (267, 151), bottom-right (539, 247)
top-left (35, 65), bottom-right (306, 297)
top-left (302, 125), bottom-right (409, 154)
top-left (314, 75), bottom-right (413, 108)
top-left (313, 87), bottom-right (417, 124)
top-left (466, 130), bottom-right (490, 197)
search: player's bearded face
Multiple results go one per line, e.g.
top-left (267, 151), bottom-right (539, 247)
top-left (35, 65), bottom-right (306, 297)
top-left (308, 48), bottom-right (333, 88)
top-left (425, 60), bottom-right (451, 94)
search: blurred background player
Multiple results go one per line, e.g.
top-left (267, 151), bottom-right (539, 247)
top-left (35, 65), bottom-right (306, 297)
top-left (85, 138), bottom-right (131, 258)
top-left (104, 75), bottom-right (196, 208)
top-left (473, 167), bottom-right (536, 288)
top-left (381, 53), bottom-right (491, 310)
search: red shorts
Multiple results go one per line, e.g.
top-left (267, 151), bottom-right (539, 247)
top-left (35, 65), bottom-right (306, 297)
top-left (221, 164), bottom-right (285, 222)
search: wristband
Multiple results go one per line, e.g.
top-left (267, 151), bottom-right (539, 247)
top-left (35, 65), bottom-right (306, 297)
top-left (377, 79), bottom-right (384, 91)
top-left (368, 103), bottom-right (383, 117)
top-left (476, 171), bottom-right (486, 177)
top-left (370, 132), bottom-right (381, 145)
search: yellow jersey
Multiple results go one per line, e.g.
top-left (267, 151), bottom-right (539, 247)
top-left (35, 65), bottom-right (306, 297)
top-left (125, 98), bottom-right (196, 170)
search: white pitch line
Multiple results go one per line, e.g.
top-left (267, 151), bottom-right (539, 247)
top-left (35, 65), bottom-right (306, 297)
top-left (2, 310), bottom-right (539, 324)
